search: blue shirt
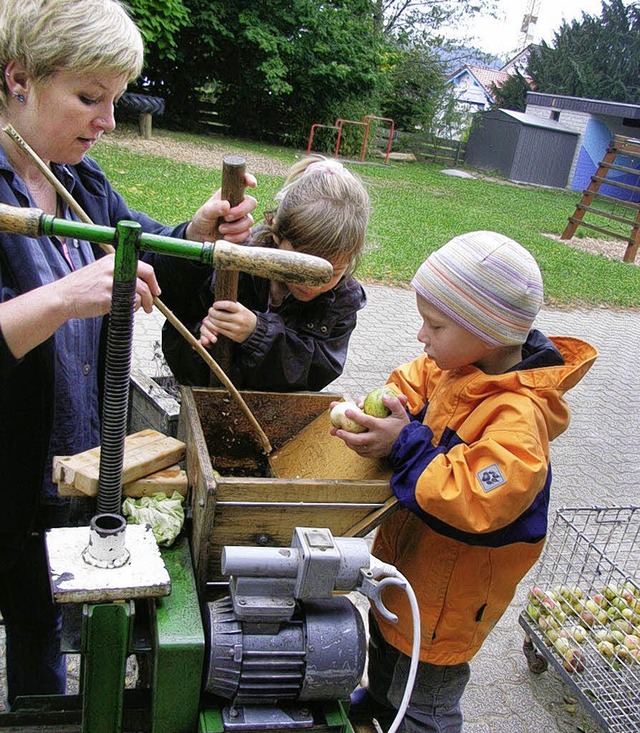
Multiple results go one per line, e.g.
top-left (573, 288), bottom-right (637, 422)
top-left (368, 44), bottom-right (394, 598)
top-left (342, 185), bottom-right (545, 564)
top-left (0, 149), bottom-right (207, 551)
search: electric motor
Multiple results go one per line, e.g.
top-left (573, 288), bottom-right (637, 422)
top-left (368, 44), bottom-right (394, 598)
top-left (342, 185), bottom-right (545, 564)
top-left (204, 594), bottom-right (366, 704)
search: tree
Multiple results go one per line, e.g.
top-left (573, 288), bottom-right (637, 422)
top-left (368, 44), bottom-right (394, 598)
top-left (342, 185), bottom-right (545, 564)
top-left (127, 0), bottom-right (190, 61)
top-left (379, 45), bottom-right (446, 131)
top-left (372, 0), bottom-right (497, 40)
top-left (132, 0), bottom-right (500, 143)
top-left (141, 0), bottom-right (385, 145)
top-left (528, 0), bottom-right (640, 104)
top-left (491, 71), bottom-right (531, 112)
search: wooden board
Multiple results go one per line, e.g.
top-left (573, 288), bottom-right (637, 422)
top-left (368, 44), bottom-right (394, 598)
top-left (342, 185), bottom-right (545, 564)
top-left (57, 465), bottom-right (188, 498)
top-left (53, 429), bottom-right (186, 497)
top-left (122, 465), bottom-right (188, 497)
top-left (268, 410), bottom-right (392, 481)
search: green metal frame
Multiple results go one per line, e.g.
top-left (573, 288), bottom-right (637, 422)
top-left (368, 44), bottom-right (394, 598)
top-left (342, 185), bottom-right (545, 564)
top-left (152, 537), bottom-right (205, 733)
top-left (81, 601), bottom-right (134, 733)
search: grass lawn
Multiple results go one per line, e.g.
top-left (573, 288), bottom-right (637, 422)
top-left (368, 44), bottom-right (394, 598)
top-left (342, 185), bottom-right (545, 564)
top-left (92, 133), bottom-right (640, 309)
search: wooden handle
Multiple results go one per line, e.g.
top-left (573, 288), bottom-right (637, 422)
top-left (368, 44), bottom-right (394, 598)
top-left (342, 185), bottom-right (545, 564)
top-left (211, 156), bottom-right (247, 383)
top-left (0, 202), bottom-right (44, 237)
top-left (212, 241), bottom-right (333, 285)
top-left (344, 496), bottom-right (400, 537)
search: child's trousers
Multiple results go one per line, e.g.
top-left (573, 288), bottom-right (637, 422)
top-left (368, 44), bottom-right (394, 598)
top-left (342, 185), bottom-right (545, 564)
top-left (367, 613), bottom-right (470, 733)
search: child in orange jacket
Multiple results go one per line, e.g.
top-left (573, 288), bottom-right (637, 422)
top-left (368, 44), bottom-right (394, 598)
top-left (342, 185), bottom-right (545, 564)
top-left (333, 231), bottom-right (597, 732)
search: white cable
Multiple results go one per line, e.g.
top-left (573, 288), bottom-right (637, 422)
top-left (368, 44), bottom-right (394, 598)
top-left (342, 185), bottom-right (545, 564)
top-left (368, 556), bottom-right (421, 733)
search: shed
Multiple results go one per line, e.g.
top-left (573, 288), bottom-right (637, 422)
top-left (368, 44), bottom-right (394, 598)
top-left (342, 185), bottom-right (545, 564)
top-left (465, 109), bottom-right (579, 188)
top-left (525, 92), bottom-right (640, 197)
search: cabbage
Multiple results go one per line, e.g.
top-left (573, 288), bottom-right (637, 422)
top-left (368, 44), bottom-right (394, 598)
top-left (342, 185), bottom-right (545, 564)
top-left (122, 491), bottom-right (185, 547)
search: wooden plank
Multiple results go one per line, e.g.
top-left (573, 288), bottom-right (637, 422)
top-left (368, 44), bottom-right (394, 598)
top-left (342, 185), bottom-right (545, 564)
top-left (600, 160), bottom-right (640, 177)
top-left (53, 429), bottom-right (185, 497)
top-left (214, 478), bottom-right (391, 504)
top-left (588, 191), bottom-right (640, 211)
top-left (268, 410), bottom-right (392, 481)
top-left (344, 496), bottom-right (400, 538)
top-left (122, 465), bottom-right (188, 498)
top-left (566, 217), bottom-right (635, 243)
top-left (57, 465), bottom-right (188, 498)
top-left (590, 175), bottom-right (640, 195)
top-left (575, 203), bottom-right (639, 228)
top-left (613, 135), bottom-right (640, 157)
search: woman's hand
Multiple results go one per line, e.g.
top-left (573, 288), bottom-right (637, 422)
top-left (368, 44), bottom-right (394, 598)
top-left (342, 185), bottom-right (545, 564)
top-left (0, 256), bottom-right (161, 360)
top-left (58, 256), bottom-right (161, 319)
top-left (186, 173), bottom-right (258, 243)
top-left (199, 300), bottom-right (258, 346)
top-left (329, 394), bottom-right (409, 458)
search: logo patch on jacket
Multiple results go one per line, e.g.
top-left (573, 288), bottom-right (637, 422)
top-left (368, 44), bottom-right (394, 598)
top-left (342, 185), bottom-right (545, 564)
top-left (477, 464), bottom-right (506, 492)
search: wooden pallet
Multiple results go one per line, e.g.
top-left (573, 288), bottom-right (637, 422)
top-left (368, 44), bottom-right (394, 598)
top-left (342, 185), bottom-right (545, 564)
top-left (561, 135), bottom-right (640, 263)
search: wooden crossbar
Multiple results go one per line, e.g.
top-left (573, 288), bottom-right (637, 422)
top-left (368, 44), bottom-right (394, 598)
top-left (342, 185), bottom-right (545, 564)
top-left (575, 204), bottom-right (640, 228)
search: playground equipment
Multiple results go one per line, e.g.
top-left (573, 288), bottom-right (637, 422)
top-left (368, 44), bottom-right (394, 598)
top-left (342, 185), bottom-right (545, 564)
top-left (307, 115), bottom-right (395, 164)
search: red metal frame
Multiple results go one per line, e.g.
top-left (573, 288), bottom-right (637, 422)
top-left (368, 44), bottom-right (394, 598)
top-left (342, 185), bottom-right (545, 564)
top-left (334, 119), bottom-right (368, 162)
top-left (307, 115), bottom-right (396, 164)
top-left (307, 123), bottom-right (340, 156)
top-left (363, 115), bottom-right (395, 165)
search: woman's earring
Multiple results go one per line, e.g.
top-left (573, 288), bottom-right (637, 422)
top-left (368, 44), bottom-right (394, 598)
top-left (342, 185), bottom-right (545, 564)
top-left (13, 93), bottom-right (25, 103)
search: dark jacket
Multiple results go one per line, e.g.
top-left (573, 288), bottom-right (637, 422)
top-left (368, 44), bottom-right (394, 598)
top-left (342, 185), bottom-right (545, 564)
top-left (0, 151), bottom-right (210, 565)
top-left (162, 235), bottom-right (367, 391)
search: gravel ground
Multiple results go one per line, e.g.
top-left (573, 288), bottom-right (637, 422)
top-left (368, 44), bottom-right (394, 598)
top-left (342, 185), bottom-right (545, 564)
top-left (100, 125), bottom-right (293, 177)
top-left (543, 232), bottom-right (639, 266)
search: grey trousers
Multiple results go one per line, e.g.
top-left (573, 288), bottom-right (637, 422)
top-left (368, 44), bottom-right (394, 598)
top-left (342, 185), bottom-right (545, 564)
top-left (367, 613), bottom-right (471, 733)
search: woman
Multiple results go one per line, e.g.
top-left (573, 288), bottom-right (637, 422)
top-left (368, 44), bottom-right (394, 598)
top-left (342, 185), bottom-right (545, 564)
top-left (0, 0), bottom-right (255, 704)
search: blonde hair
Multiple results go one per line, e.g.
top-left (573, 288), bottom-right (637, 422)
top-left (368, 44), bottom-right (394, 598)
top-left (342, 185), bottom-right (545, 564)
top-left (0, 0), bottom-right (144, 110)
top-left (256, 155), bottom-right (371, 274)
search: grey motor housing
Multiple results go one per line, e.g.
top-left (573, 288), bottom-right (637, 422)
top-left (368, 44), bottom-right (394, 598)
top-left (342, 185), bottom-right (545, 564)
top-left (204, 594), bottom-right (366, 704)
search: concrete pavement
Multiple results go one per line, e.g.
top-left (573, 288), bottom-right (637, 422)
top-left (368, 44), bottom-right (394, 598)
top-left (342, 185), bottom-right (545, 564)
top-left (131, 282), bottom-right (640, 733)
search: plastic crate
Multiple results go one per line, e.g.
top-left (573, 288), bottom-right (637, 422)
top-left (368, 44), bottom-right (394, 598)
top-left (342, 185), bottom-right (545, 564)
top-left (519, 506), bottom-right (640, 733)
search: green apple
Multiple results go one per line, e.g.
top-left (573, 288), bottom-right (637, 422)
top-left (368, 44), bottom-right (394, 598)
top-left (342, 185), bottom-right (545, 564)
top-left (363, 385), bottom-right (399, 418)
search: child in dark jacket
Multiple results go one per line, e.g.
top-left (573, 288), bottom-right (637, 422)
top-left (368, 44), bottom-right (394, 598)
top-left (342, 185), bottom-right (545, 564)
top-left (332, 231), bottom-right (598, 732)
top-left (162, 155), bottom-right (370, 391)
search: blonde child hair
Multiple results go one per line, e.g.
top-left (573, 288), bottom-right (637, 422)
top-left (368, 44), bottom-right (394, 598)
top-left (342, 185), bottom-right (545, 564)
top-left (255, 155), bottom-right (371, 275)
top-left (0, 0), bottom-right (144, 111)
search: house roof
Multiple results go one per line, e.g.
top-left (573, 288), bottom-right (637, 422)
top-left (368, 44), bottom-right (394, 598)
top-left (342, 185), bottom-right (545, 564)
top-left (447, 65), bottom-right (512, 103)
top-left (496, 108), bottom-right (578, 134)
top-left (467, 66), bottom-right (511, 91)
top-left (500, 44), bottom-right (538, 73)
top-left (527, 92), bottom-right (640, 119)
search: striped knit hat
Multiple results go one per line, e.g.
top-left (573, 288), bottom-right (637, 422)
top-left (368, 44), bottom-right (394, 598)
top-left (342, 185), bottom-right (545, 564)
top-left (411, 231), bottom-right (543, 346)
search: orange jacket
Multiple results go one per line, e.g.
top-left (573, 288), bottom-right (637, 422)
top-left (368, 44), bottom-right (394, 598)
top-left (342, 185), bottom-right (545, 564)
top-left (372, 331), bottom-right (597, 665)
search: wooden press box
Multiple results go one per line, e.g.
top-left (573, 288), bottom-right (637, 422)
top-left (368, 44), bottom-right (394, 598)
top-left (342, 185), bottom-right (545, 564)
top-left (178, 388), bottom-right (393, 596)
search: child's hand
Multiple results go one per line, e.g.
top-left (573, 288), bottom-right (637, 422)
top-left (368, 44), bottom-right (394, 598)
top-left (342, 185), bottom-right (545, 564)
top-left (200, 300), bottom-right (258, 345)
top-left (330, 394), bottom-right (409, 458)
